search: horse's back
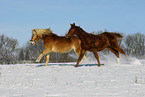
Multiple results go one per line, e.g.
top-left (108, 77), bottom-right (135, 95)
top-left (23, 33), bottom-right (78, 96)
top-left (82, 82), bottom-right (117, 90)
top-left (53, 36), bottom-right (74, 46)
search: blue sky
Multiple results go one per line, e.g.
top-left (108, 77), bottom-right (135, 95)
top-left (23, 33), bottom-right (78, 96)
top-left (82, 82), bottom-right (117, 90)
top-left (0, 0), bottom-right (145, 47)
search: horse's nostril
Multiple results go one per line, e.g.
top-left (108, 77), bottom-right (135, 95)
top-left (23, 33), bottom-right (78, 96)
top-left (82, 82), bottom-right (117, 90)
top-left (30, 41), bottom-right (35, 45)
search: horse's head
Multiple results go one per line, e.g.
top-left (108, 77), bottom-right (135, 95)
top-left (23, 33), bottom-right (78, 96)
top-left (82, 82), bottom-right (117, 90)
top-left (30, 29), bottom-right (40, 45)
top-left (66, 23), bottom-right (78, 38)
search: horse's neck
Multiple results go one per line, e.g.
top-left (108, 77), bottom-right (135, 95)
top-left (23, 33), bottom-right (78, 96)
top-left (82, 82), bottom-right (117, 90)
top-left (76, 30), bottom-right (88, 41)
top-left (40, 34), bottom-right (54, 41)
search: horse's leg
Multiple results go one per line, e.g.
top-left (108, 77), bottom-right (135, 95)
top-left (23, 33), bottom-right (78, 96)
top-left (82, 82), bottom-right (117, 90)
top-left (92, 49), bottom-right (101, 67)
top-left (115, 47), bottom-right (131, 61)
top-left (73, 37), bottom-right (86, 59)
top-left (36, 49), bottom-right (48, 62)
top-left (75, 49), bottom-right (86, 67)
top-left (45, 54), bottom-right (50, 66)
top-left (110, 41), bottom-right (131, 62)
top-left (107, 46), bottom-right (120, 64)
top-left (74, 48), bottom-right (86, 59)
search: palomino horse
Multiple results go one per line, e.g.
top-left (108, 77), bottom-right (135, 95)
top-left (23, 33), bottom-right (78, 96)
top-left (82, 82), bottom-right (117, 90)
top-left (30, 28), bottom-right (85, 66)
top-left (66, 23), bottom-right (128, 67)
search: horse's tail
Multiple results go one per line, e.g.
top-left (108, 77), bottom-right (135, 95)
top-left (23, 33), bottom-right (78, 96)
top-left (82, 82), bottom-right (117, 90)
top-left (113, 33), bottom-right (123, 39)
top-left (103, 32), bottom-right (123, 39)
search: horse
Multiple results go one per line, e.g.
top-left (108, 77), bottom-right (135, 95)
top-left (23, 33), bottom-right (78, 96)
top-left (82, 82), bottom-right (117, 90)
top-left (30, 28), bottom-right (85, 66)
top-left (66, 23), bottom-right (128, 67)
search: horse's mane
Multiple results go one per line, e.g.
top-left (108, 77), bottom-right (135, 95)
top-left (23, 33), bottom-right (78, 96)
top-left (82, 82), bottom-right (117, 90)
top-left (74, 26), bottom-right (90, 36)
top-left (75, 26), bottom-right (86, 32)
top-left (32, 28), bottom-right (55, 38)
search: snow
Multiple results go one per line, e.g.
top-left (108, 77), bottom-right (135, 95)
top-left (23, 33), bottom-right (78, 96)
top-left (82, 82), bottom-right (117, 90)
top-left (0, 58), bottom-right (145, 97)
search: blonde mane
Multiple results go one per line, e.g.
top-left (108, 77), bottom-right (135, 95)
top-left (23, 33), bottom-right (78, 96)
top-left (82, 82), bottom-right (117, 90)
top-left (32, 28), bottom-right (52, 38)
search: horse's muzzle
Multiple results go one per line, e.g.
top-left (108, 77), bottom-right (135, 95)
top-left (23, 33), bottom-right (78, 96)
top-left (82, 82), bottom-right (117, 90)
top-left (30, 40), bottom-right (35, 45)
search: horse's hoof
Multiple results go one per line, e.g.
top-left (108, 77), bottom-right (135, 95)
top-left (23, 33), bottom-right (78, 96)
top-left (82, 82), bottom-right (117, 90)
top-left (36, 60), bottom-right (40, 62)
top-left (74, 66), bottom-right (78, 67)
top-left (35, 61), bottom-right (39, 63)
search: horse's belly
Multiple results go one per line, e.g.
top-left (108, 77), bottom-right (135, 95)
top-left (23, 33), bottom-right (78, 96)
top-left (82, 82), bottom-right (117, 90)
top-left (51, 46), bottom-right (72, 53)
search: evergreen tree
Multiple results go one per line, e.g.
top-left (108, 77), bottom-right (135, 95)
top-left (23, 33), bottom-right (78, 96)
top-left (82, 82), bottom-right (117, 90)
top-left (19, 49), bottom-right (24, 61)
top-left (25, 49), bottom-right (29, 60)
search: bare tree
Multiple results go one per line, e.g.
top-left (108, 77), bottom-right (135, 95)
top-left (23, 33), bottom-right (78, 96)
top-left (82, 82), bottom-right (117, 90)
top-left (24, 40), bottom-right (45, 62)
top-left (124, 33), bottom-right (145, 58)
top-left (0, 34), bottom-right (18, 64)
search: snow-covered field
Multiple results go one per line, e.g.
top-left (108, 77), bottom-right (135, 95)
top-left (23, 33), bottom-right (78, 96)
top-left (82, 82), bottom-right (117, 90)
top-left (0, 57), bottom-right (145, 97)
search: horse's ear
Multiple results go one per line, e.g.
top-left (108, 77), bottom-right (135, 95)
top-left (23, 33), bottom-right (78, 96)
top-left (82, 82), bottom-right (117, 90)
top-left (70, 23), bottom-right (75, 27)
top-left (32, 29), bottom-right (37, 34)
top-left (72, 23), bottom-right (75, 25)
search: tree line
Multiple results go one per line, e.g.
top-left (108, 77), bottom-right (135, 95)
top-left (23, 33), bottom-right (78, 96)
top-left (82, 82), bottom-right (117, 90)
top-left (0, 32), bottom-right (145, 64)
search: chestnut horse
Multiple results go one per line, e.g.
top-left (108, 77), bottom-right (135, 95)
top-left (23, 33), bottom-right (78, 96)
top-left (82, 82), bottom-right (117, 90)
top-left (30, 28), bottom-right (85, 66)
top-left (66, 23), bottom-right (127, 67)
